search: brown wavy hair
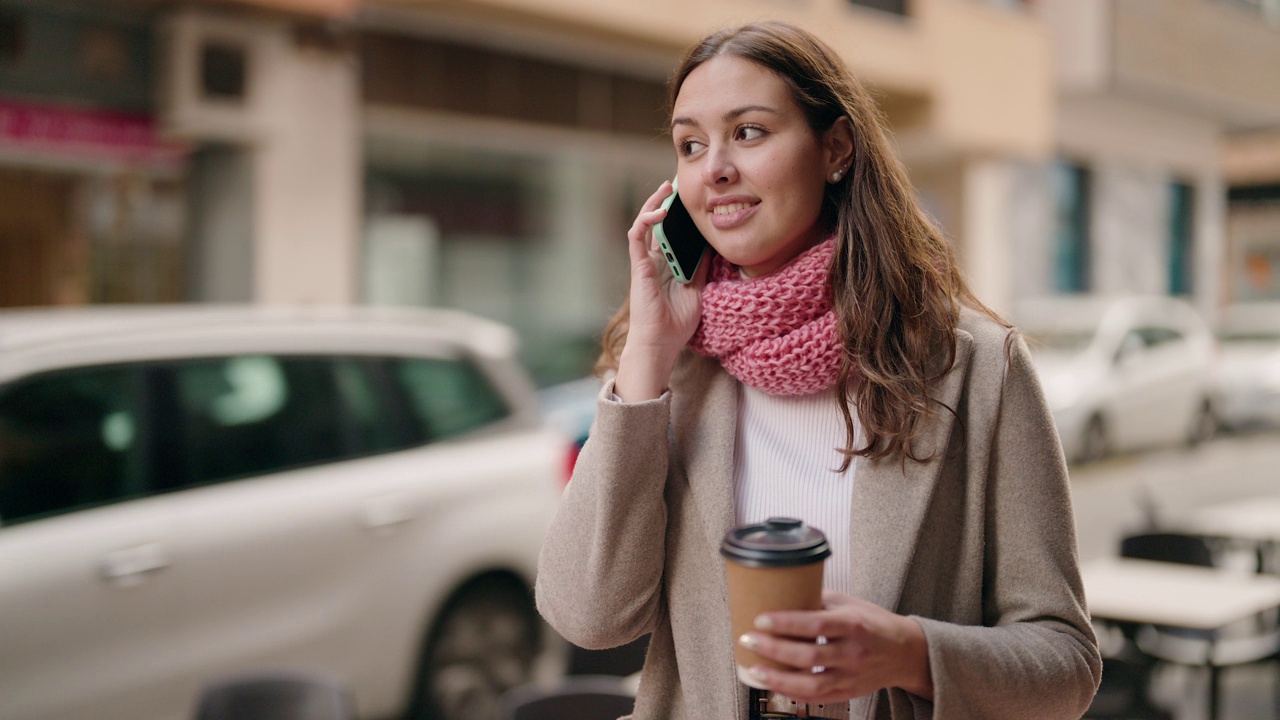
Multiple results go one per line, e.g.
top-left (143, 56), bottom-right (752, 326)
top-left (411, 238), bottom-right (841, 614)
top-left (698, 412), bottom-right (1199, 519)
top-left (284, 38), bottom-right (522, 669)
top-left (597, 21), bottom-right (1006, 467)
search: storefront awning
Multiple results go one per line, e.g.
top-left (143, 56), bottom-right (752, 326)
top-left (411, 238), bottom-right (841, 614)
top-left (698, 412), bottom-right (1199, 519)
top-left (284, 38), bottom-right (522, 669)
top-left (229, 0), bottom-right (359, 18)
top-left (0, 98), bottom-right (190, 174)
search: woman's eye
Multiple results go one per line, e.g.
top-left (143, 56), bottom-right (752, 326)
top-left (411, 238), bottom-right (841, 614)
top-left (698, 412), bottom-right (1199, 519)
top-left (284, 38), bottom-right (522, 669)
top-left (736, 125), bottom-right (765, 141)
top-left (678, 139), bottom-right (706, 156)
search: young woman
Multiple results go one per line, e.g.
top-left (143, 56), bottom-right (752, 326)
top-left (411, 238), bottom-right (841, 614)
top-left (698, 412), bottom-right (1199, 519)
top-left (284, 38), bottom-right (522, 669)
top-left (536, 21), bottom-right (1101, 720)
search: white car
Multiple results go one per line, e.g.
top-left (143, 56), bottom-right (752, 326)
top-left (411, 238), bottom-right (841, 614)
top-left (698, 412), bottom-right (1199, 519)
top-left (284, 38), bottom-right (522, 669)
top-left (0, 305), bottom-right (570, 720)
top-left (1016, 295), bottom-right (1219, 464)
top-left (1214, 302), bottom-right (1280, 430)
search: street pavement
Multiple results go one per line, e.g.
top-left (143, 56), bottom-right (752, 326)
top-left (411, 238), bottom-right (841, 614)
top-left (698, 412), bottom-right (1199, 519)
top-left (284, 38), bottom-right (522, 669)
top-left (1070, 429), bottom-right (1280, 720)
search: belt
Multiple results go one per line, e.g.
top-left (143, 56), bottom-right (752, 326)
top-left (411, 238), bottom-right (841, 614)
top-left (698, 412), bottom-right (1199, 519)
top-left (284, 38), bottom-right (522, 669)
top-left (748, 687), bottom-right (848, 719)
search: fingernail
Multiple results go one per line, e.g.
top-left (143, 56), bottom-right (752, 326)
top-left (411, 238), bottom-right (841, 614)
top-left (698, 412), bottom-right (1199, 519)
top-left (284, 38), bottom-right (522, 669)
top-left (754, 615), bottom-right (775, 631)
top-left (738, 633), bottom-right (759, 650)
top-left (748, 666), bottom-right (769, 684)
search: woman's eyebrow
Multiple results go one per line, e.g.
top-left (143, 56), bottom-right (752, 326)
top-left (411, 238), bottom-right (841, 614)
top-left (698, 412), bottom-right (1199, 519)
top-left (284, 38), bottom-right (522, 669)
top-left (670, 105), bottom-right (780, 131)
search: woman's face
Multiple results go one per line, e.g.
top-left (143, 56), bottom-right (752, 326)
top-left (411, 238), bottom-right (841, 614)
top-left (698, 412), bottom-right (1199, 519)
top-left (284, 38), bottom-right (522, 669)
top-left (671, 55), bottom-right (842, 278)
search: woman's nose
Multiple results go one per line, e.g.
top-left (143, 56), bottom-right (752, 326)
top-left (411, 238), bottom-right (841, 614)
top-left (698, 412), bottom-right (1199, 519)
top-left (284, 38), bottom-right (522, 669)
top-left (701, 145), bottom-right (737, 186)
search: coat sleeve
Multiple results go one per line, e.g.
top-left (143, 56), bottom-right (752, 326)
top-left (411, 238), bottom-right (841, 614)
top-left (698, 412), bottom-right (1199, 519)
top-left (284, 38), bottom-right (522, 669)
top-left (534, 379), bottom-right (672, 650)
top-left (910, 332), bottom-right (1102, 719)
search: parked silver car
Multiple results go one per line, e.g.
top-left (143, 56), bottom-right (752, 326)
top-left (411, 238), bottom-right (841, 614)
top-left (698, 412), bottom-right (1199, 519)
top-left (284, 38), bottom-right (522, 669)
top-left (1214, 302), bottom-right (1280, 430)
top-left (0, 305), bottom-right (570, 720)
top-left (1016, 295), bottom-right (1219, 464)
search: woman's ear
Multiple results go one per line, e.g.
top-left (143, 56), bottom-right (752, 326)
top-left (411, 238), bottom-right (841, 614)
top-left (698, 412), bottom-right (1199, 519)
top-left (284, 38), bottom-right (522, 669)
top-left (823, 116), bottom-right (855, 180)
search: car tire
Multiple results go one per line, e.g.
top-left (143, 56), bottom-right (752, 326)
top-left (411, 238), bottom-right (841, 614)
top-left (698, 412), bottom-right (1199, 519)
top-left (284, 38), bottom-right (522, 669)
top-left (1079, 414), bottom-right (1108, 465)
top-left (411, 575), bottom-right (541, 720)
top-left (1187, 398), bottom-right (1217, 447)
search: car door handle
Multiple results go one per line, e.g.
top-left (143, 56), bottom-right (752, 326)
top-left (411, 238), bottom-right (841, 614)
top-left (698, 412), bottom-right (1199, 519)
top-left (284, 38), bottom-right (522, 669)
top-left (100, 543), bottom-right (170, 586)
top-left (360, 495), bottom-right (414, 534)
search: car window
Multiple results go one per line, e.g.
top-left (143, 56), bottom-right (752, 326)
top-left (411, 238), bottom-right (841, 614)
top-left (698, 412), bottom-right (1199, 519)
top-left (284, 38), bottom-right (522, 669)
top-left (1115, 331), bottom-right (1147, 362)
top-left (0, 366), bottom-right (146, 524)
top-left (390, 357), bottom-right (509, 441)
top-left (1136, 327), bottom-right (1184, 347)
top-left (333, 357), bottom-right (410, 455)
top-left (166, 356), bottom-right (348, 486)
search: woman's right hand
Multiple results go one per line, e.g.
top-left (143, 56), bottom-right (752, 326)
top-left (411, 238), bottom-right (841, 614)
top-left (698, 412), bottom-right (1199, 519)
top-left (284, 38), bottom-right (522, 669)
top-left (614, 181), bottom-right (711, 402)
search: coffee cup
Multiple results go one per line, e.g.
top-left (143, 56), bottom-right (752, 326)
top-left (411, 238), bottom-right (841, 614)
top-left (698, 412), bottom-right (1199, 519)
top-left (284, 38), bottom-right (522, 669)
top-left (720, 517), bottom-right (830, 689)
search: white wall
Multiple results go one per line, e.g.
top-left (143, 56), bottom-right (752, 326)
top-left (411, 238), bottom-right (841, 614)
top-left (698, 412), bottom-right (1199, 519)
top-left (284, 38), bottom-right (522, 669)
top-left (252, 31), bottom-right (361, 304)
top-left (1057, 96), bottom-right (1221, 178)
top-left (1008, 161), bottom-right (1054, 300)
top-left (1036, 0), bottom-right (1111, 93)
top-left (960, 158), bottom-right (1018, 316)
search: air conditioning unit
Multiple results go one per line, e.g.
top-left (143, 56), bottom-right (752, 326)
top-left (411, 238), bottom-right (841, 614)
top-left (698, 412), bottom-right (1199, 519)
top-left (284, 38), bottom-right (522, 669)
top-left (157, 7), bottom-right (282, 143)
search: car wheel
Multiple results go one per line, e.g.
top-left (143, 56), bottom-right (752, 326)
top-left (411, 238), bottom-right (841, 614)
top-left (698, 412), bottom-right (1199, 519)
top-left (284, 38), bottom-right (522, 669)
top-left (412, 576), bottom-right (541, 720)
top-left (1079, 415), bottom-right (1108, 464)
top-left (1188, 398), bottom-right (1217, 447)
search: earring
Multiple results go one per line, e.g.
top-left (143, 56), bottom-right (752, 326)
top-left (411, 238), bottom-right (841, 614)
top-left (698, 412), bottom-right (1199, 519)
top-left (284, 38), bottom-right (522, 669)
top-left (831, 170), bottom-right (844, 182)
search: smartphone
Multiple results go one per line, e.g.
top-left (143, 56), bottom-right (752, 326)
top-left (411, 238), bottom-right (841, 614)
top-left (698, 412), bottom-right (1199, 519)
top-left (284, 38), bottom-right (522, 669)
top-left (653, 178), bottom-right (710, 284)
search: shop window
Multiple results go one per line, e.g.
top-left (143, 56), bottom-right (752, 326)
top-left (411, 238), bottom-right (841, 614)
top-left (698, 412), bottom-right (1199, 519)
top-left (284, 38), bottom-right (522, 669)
top-left (363, 160), bottom-right (547, 351)
top-left (1227, 183), bottom-right (1280, 301)
top-left (79, 27), bottom-right (130, 82)
top-left (200, 41), bottom-right (247, 102)
top-left (1052, 161), bottom-right (1092, 293)
top-left (1169, 182), bottom-right (1195, 295)
top-left (85, 175), bottom-right (188, 304)
top-left (0, 9), bottom-right (23, 65)
top-left (0, 3), bottom-right (152, 111)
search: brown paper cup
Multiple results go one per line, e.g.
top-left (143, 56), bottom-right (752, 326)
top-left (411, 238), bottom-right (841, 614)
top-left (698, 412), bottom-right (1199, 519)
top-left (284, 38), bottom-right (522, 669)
top-left (724, 557), bottom-right (825, 688)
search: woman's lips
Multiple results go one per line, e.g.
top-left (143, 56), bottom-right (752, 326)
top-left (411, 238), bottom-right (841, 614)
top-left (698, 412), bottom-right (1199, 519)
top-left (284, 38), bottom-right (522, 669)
top-left (708, 200), bottom-right (759, 230)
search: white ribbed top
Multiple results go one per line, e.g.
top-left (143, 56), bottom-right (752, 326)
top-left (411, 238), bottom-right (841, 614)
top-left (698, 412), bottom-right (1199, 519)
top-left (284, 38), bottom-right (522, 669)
top-left (732, 384), bottom-right (857, 596)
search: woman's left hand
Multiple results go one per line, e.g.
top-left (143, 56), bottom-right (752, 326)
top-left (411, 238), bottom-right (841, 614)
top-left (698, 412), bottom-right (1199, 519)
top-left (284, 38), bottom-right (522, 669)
top-left (740, 591), bottom-right (934, 703)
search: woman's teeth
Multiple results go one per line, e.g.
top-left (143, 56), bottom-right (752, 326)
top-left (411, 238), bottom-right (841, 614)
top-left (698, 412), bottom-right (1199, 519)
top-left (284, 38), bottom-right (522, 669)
top-left (713, 203), bottom-right (753, 216)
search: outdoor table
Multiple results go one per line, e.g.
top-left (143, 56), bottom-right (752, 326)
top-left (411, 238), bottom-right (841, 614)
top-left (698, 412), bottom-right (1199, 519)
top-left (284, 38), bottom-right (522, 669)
top-left (1181, 495), bottom-right (1280, 544)
top-left (1082, 556), bottom-right (1280, 720)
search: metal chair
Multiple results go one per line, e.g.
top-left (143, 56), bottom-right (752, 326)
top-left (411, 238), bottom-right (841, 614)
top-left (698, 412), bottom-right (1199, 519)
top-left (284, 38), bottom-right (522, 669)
top-left (1119, 532), bottom-right (1215, 567)
top-left (1118, 531), bottom-right (1280, 719)
top-left (194, 671), bottom-right (354, 720)
top-left (498, 675), bottom-right (636, 720)
top-left (1084, 656), bottom-right (1173, 720)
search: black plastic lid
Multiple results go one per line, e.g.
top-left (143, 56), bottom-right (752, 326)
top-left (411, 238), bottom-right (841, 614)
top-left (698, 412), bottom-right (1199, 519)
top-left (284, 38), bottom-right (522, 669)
top-left (720, 517), bottom-right (831, 568)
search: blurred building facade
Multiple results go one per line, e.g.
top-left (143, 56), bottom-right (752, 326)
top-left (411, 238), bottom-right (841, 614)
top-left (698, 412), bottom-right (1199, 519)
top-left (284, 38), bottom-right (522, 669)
top-left (1, 0), bottom-right (1276, 381)
top-left (1021, 0), bottom-right (1280, 320)
top-left (0, 0), bottom-right (186, 306)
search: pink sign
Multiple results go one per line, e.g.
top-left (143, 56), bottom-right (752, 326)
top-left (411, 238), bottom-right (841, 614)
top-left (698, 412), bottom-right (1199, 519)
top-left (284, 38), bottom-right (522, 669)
top-left (0, 98), bottom-right (189, 170)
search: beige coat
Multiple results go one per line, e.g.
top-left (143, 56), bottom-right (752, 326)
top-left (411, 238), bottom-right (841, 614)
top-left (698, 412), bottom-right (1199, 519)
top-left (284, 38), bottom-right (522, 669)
top-left (536, 310), bottom-right (1102, 719)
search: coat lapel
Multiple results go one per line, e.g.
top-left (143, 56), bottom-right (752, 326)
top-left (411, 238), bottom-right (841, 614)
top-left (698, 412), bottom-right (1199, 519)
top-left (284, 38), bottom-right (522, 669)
top-left (849, 331), bottom-right (974, 612)
top-left (672, 356), bottom-right (739, 550)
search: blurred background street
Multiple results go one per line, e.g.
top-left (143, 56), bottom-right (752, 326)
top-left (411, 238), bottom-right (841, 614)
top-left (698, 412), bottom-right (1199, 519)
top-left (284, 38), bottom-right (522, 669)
top-left (1, 0), bottom-right (1279, 719)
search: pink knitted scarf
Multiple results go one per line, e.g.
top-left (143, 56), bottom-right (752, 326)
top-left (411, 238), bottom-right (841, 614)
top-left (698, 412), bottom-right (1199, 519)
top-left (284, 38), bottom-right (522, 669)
top-left (689, 238), bottom-right (841, 396)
